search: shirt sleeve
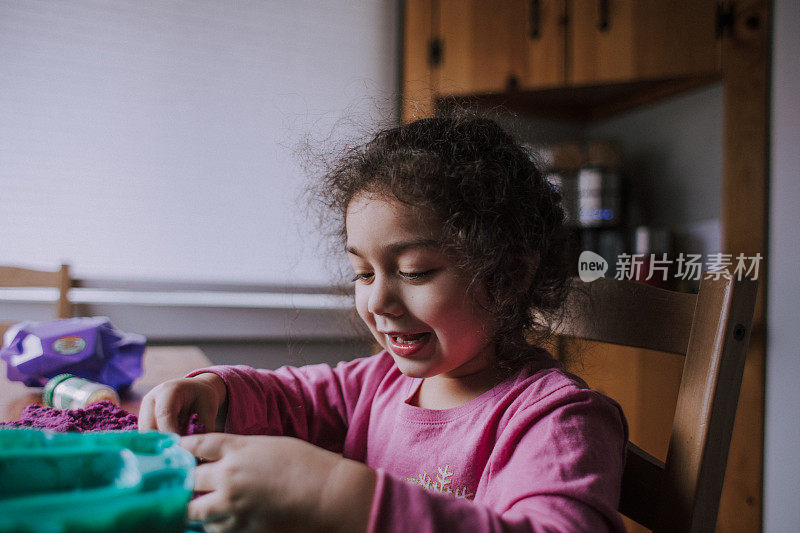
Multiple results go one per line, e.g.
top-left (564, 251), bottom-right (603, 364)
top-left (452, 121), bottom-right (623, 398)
top-left (186, 353), bottom-right (390, 452)
top-left (367, 387), bottom-right (628, 533)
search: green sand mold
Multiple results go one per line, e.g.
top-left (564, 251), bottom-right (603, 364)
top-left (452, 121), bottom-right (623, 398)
top-left (0, 429), bottom-right (195, 533)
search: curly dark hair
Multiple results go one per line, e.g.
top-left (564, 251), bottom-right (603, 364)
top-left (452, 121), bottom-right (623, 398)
top-left (311, 110), bottom-right (570, 374)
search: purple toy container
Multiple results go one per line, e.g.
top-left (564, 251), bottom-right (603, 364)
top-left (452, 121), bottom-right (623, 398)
top-left (0, 317), bottom-right (145, 390)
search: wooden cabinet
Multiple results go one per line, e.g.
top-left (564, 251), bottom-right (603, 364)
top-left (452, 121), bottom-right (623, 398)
top-left (434, 0), bottom-right (527, 95)
top-left (522, 0), bottom-right (568, 89)
top-left (568, 0), bottom-right (721, 85)
top-left (403, 0), bottom-right (722, 122)
top-left (403, 0), bottom-right (555, 120)
top-left (431, 0), bottom-right (566, 95)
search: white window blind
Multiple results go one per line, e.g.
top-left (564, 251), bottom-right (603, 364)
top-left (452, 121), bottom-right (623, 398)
top-left (0, 0), bottom-right (399, 286)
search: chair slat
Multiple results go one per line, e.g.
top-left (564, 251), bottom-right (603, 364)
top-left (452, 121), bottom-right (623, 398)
top-left (654, 276), bottom-right (757, 532)
top-left (0, 264), bottom-right (73, 323)
top-left (56, 265), bottom-right (71, 318)
top-left (0, 266), bottom-right (62, 288)
top-left (555, 277), bottom-right (698, 355)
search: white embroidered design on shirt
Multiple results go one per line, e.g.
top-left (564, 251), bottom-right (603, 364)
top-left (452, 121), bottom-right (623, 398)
top-left (406, 463), bottom-right (474, 500)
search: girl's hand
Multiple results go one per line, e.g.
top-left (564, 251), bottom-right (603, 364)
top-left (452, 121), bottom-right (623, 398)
top-left (181, 434), bottom-right (376, 533)
top-left (138, 373), bottom-right (227, 434)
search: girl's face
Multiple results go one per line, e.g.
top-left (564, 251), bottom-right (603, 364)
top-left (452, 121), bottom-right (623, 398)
top-left (346, 193), bottom-right (495, 379)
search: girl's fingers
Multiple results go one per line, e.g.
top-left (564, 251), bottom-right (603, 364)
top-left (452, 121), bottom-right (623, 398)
top-left (191, 462), bottom-right (221, 493)
top-left (137, 395), bottom-right (156, 432)
top-left (155, 400), bottom-right (182, 434)
top-left (180, 433), bottom-right (233, 462)
top-left (200, 518), bottom-right (237, 533)
top-left (186, 492), bottom-right (236, 531)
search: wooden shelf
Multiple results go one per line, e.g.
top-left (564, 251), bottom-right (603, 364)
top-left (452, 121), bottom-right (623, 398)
top-left (436, 73), bottom-right (723, 123)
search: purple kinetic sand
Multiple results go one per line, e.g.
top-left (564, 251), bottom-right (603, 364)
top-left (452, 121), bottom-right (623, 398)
top-left (0, 401), bottom-right (138, 432)
top-left (0, 401), bottom-right (207, 435)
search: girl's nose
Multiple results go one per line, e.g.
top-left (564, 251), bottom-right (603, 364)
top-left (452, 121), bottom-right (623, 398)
top-left (367, 276), bottom-right (403, 317)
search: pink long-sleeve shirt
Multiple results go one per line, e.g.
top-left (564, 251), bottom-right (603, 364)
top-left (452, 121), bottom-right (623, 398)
top-left (188, 351), bottom-right (628, 532)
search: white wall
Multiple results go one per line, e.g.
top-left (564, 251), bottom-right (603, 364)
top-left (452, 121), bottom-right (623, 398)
top-left (764, 0), bottom-right (800, 530)
top-left (586, 84), bottom-right (723, 228)
top-left (496, 85), bottom-right (724, 260)
top-left (0, 0), bottom-right (399, 286)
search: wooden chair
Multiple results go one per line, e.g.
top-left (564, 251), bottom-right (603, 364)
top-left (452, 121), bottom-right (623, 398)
top-left (554, 275), bottom-right (758, 532)
top-left (0, 264), bottom-right (73, 338)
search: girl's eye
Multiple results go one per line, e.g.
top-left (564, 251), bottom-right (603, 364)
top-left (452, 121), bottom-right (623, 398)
top-left (351, 272), bottom-right (373, 283)
top-left (399, 270), bottom-right (433, 281)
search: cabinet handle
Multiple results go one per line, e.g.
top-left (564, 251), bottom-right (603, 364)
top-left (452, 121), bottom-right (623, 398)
top-left (598, 0), bottom-right (610, 32)
top-left (529, 0), bottom-right (541, 40)
top-left (716, 2), bottom-right (735, 38)
top-left (428, 37), bottom-right (443, 67)
top-left (506, 74), bottom-right (520, 92)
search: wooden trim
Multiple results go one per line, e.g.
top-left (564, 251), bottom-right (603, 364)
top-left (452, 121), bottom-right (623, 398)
top-left (57, 264), bottom-right (71, 318)
top-left (436, 73), bottom-right (723, 123)
top-left (0, 266), bottom-right (62, 288)
top-left (401, 0), bottom-right (437, 122)
top-left (717, 0), bottom-right (770, 530)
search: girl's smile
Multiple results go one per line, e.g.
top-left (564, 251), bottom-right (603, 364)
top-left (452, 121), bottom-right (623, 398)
top-left (383, 331), bottom-right (430, 357)
top-left (346, 193), bottom-right (496, 384)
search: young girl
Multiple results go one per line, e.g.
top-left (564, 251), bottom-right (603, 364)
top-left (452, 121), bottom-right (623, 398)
top-left (139, 113), bottom-right (628, 532)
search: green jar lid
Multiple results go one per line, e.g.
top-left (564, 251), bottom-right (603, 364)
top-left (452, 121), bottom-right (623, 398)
top-left (42, 373), bottom-right (76, 408)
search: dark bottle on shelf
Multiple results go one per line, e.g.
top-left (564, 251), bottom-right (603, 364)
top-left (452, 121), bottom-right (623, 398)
top-left (577, 141), bottom-right (622, 229)
top-left (575, 141), bottom-right (626, 278)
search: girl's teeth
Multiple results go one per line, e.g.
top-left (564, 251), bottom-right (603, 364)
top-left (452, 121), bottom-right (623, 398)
top-left (393, 334), bottom-right (425, 345)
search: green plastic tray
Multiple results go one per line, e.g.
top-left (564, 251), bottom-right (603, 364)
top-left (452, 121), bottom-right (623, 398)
top-left (0, 429), bottom-right (196, 533)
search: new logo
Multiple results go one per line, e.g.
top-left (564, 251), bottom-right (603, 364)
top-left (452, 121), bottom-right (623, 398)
top-left (578, 251), bottom-right (608, 282)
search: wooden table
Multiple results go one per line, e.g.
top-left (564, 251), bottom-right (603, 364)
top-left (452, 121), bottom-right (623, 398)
top-left (0, 346), bottom-right (212, 422)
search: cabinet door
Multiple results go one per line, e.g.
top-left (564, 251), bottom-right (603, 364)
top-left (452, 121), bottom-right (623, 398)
top-left (520, 0), bottom-right (568, 89)
top-left (403, 0), bottom-right (437, 123)
top-left (568, 0), bottom-right (721, 85)
top-left (435, 0), bottom-right (529, 96)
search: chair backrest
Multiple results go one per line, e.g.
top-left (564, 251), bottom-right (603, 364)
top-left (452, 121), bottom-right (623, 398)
top-left (554, 275), bottom-right (757, 532)
top-left (0, 264), bottom-right (73, 337)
